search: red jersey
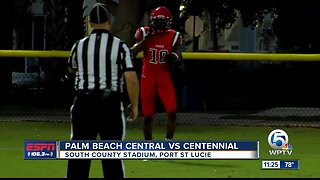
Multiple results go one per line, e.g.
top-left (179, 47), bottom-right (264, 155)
top-left (134, 26), bottom-right (182, 75)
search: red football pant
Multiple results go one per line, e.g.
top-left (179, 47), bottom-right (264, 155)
top-left (140, 71), bottom-right (177, 117)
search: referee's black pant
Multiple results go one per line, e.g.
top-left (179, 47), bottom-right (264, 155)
top-left (66, 90), bottom-right (125, 179)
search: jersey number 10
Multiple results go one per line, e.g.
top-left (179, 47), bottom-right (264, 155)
top-left (149, 48), bottom-right (169, 64)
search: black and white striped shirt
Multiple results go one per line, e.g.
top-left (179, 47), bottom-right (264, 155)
top-left (68, 29), bottom-right (134, 93)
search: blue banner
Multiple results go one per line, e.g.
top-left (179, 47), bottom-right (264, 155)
top-left (59, 140), bottom-right (258, 151)
top-left (23, 140), bottom-right (259, 160)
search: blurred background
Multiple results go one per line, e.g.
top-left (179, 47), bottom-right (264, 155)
top-left (1, 0), bottom-right (320, 127)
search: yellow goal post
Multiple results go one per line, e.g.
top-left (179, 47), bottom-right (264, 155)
top-left (1, 50), bottom-right (320, 61)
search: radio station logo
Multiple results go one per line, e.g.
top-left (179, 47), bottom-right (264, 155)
top-left (24, 140), bottom-right (57, 159)
top-left (267, 129), bottom-right (293, 155)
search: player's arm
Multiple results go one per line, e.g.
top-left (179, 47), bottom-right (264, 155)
top-left (172, 31), bottom-right (183, 62)
top-left (130, 27), bottom-right (153, 58)
top-left (122, 43), bottom-right (140, 122)
top-left (167, 32), bottom-right (185, 72)
top-left (172, 43), bottom-right (183, 63)
top-left (130, 39), bottom-right (145, 58)
top-left (68, 67), bottom-right (77, 75)
top-left (67, 42), bottom-right (79, 75)
top-left (171, 43), bottom-right (185, 73)
top-left (124, 70), bottom-right (139, 121)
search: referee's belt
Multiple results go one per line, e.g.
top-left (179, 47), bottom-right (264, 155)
top-left (76, 89), bottom-right (117, 98)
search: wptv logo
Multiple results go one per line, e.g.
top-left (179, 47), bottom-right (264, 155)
top-left (268, 129), bottom-right (293, 155)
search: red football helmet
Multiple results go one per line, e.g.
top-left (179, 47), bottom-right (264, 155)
top-left (149, 6), bottom-right (173, 33)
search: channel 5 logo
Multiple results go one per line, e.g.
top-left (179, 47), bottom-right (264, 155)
top-left (268, 129), bottom-right (293, 155)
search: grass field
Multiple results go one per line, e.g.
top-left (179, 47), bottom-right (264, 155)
top-left (0, 121), bottom-right (319, 178)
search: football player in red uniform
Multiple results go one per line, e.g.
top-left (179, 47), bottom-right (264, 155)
top-left (131, 6), bottom-right (183, 141)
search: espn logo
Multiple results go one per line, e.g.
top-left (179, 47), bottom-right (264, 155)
top-left (25, 143), bottom-right (56, 151)
top-left (24, 140), bottom-right (57, 159)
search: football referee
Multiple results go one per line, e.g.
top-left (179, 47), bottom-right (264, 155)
top-left (65, 3), bottom-right (139, 179)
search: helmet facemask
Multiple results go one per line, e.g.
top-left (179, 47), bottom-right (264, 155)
top-left (150, 17), bottom-right (172, 33)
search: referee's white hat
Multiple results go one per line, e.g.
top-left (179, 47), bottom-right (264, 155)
top-left (89, 3), bottom-right (110, 24)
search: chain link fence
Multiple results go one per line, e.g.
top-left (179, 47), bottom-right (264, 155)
top-left (1, 58), bottom-right (320, 128)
